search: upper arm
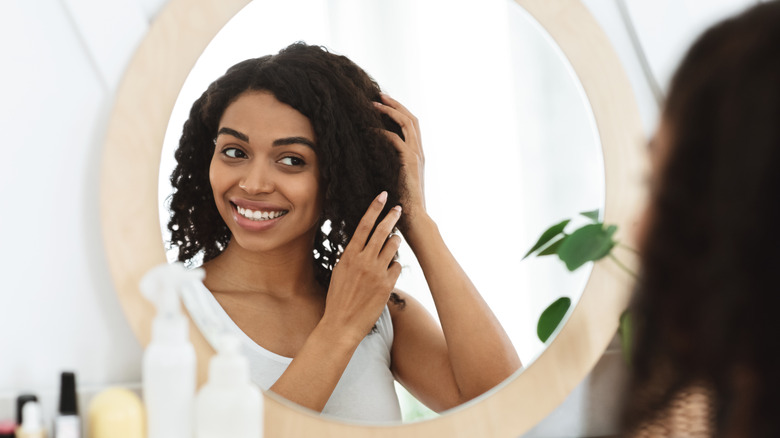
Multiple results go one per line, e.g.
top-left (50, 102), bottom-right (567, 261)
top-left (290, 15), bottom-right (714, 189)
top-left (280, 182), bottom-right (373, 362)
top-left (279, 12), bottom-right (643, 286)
top-left (388, 290), bottom-right (463, 412)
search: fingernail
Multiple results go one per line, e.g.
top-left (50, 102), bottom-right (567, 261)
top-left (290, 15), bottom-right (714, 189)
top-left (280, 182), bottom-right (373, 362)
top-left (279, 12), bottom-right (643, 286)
top-left (378, 191), bottom-right (388, 203)
top-left (373, 101), bottom-right (383, 106)
top-left (393, 205), bottom-right (402, 213)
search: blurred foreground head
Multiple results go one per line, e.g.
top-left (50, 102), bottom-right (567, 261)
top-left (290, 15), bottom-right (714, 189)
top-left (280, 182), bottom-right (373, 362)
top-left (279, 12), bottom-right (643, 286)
top-left (625, 2), bottom-right (780, 437)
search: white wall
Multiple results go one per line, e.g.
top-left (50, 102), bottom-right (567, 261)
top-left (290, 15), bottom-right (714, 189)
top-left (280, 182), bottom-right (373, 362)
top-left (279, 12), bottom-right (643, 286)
top-left (0, 0), bottom-right (757, 436)
top-left (0, 0), bottom-right (162, 427)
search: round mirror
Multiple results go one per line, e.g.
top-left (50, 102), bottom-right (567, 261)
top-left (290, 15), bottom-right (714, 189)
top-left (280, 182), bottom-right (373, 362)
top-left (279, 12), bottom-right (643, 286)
top-left (101, 0), bottom-right (644, 435)
top-left (159, 0), bottom-right (602, 393)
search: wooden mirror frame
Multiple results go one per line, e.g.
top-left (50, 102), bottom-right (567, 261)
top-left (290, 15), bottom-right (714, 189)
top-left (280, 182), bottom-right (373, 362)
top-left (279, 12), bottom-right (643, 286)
top-left (100, 0), bottom-right (644, 436)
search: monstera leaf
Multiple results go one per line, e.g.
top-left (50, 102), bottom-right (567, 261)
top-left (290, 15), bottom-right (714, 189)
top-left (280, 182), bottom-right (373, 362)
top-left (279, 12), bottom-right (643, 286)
top-left (537, 297), bottom-right (571, 343)
top-left (526, 210), bottom-right (633, 348)
top-left (524, 210), bottom-right (616, 270)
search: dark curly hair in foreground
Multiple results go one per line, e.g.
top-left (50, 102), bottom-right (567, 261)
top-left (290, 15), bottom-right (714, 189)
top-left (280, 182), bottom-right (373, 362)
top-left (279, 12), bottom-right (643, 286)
top-left (167, 42), bottom-right (406, 291)
top-left (623, 3), bottom-right (780, 437)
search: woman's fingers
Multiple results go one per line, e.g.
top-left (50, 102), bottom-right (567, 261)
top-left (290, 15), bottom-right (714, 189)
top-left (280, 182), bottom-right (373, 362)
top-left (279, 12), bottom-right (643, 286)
top-left (365, 205), bottom-right (402, 256)
top-left (387, 260), bottom-right (402, 283)
top-left (373, 101), bottom-right (410, 140)
top-left (380, 93), bottom-right (420, 137)
top-left (379, 233), bottom-right (403, 266)
top-left (373, 99), bottom-right (421, 156)
top-left (377, 128), bottom-right (408, 158)
top-left (347, 191), bottom-right (388, 252)
top-left (324, 201), bottom-right (403, 337)
top-left (373, 95), bottom-right (428, 221)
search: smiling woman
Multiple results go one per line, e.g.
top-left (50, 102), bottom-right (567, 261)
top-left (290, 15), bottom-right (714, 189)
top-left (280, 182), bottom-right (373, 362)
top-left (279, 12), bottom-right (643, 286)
top-left (101, 0), bottom-right (644, 436)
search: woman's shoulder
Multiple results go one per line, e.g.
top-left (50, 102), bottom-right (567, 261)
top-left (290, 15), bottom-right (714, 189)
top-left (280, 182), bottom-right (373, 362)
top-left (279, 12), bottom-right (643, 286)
top-left (387, 289), bottom-right (435, 331)
top-left (387, 288), bottom-right (413, 317)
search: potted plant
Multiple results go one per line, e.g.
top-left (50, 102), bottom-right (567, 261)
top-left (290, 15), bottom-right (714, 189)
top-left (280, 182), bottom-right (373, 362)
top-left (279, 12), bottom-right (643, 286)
top-left (524, 210), bottom-right (635, 361)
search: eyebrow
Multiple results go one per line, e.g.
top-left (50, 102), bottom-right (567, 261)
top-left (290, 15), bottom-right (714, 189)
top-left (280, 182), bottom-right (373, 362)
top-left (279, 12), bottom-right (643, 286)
top-left (273, 136), bottom-right (316, 149)
top-left (216, 127), bottom-right (315, 149)
top-left (217, 127), bottom-right (248, 142)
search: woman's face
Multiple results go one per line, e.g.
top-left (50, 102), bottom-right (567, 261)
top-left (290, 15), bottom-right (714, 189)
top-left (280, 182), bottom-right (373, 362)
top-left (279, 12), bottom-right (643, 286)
top-left (209, 90), bottom-right (322, 255)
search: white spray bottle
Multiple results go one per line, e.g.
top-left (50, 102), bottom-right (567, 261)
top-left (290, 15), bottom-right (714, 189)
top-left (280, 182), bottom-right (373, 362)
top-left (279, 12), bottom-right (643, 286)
top-left (140, 262), bottom-right (204, 438)
top-left (195, 334), bottom-right (263, 438)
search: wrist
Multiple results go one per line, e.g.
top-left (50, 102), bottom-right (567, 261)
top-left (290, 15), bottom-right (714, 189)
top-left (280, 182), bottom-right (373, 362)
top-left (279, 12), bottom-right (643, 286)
top-left (316, 314), bottom-right (366, 348)
top-left (403, 214), bottom-right (439, 250)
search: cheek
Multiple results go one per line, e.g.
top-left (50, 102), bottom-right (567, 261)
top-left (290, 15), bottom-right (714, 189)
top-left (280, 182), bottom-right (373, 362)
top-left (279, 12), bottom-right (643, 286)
top-left (634, 204), bottom-right (651, 254)
top-left (295, 174), bottom-right (322, 216)
top-left (208, 164), bottom-right (218, 193)
top-left (208, 161), bottom-right (227, 205)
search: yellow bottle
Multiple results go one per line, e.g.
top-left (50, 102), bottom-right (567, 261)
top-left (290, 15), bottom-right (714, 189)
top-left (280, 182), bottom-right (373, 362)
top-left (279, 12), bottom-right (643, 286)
top-left (87, 388), bottom-right (145, 438)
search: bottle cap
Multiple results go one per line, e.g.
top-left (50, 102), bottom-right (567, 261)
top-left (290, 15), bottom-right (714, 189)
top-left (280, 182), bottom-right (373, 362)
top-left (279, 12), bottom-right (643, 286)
top-left (140, 263), bottom-right (205, 344)
top-left (16, 393), bottom-right (38, 425)
top-left (59, 371), bottom-right (79, 415)
top-left (20, 401), bottom-right (44, 432)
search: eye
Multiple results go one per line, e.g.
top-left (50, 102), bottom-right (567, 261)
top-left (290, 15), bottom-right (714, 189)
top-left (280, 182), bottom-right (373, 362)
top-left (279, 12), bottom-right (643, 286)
top-left (222, 147), bottom-right (247, 159)
top-left (279, 156), bottom-right (305, 166)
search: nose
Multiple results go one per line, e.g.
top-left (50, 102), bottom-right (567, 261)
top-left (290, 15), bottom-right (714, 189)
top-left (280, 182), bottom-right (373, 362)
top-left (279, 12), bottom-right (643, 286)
top-left (239, 162), bottom-right (274, 194)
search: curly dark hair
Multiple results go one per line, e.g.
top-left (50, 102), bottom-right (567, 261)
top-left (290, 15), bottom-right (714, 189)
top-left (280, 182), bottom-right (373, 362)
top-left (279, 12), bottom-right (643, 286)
top-left (623, 3), bottom-right (780, 437)
top-left (167, 42), bottom-right (407, 292)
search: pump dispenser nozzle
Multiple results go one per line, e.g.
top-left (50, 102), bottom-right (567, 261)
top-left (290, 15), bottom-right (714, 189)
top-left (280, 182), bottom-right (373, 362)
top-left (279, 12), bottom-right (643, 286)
top-left (196, 334), bottom-right (262, 438)
top-left (209, 334), bottom-right (250, 386)
top-left (140, 263), bottom-right (204, 344)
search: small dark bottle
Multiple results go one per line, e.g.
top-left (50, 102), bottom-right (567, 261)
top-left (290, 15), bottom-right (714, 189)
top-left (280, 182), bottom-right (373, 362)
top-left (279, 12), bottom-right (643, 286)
top-left (54, 372), bottom-right (81, 438)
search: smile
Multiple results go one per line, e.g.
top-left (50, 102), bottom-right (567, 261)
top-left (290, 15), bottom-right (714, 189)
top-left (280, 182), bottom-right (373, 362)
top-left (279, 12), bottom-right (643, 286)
top-left (236, 206), bottom-right (288, 221)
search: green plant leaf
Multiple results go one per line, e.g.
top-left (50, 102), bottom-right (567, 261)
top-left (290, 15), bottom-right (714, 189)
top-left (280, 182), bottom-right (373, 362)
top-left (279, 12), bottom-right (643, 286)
top-left (580, 209), bottom-right (601, 222)
top-left (619, 310), bottom-right (633, 365)
top-left (523, 219), bottom-right (570, 259)
top-left (538, 235), bottom-right (567, 256)
top-left (557, 223), bottom-right (618, 271)
top-left (537, 297), bottom-right (571, 343)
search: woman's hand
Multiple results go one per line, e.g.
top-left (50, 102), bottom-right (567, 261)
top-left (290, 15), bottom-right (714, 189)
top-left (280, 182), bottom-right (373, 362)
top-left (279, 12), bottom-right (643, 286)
top-left (322, 191), bottom-right (403, 342)
top-left (374, 94), bottom-right (427, 223)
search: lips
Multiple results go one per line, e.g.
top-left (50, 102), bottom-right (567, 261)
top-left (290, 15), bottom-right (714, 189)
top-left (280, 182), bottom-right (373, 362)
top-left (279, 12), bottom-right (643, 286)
top-left (228, 199), bottom-right (289, 231)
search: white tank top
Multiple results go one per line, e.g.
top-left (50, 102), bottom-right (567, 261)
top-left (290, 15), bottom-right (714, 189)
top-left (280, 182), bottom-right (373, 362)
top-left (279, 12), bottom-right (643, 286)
top-left (182, 282), bottom-right (402, 423)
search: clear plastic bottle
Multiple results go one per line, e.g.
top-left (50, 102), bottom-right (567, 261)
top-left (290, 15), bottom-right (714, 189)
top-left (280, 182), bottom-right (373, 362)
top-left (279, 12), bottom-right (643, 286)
top-left (140, 263), bottom-right (204, 438)
top-left (195, 334), bottom-right (263, 438)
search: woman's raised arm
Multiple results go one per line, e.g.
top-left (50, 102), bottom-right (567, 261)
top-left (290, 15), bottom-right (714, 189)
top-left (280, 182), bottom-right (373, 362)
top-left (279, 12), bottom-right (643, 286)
top-left (376, 94), bottom-right (522, 411)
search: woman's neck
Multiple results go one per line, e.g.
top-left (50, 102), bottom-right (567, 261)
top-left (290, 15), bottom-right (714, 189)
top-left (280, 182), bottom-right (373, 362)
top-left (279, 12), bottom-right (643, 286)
top-left (201, 240), bottom-right (324, 299)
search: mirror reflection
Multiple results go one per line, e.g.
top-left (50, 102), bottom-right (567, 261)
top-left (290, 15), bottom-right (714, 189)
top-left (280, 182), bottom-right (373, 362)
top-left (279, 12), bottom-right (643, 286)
top-left (158, 0), bottom-right (604, 423)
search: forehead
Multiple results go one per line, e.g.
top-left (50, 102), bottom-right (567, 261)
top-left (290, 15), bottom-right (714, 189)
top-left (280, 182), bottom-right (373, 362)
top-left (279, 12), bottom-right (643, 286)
top-left (219, 91), bottom-right (315, 140)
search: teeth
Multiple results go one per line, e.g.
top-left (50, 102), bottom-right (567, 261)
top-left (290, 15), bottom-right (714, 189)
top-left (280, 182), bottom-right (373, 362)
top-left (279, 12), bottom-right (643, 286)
top-left (236, 206), bottom-right (287, 221)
